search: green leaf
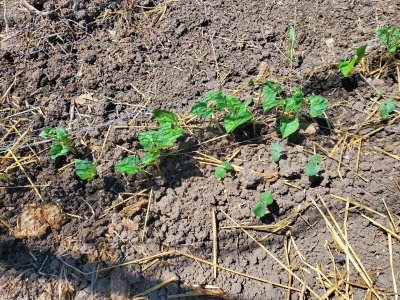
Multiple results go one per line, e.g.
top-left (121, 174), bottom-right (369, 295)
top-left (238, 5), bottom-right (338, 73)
top-left (141, 150), bottom-right (160, 165)
top-left (55, 127), bottom-right (69, 141)
top-left (39, 127), bottom-right (54, 138)
top-left (216, 95), bottom-right (241, 110)
top-left (49, 141), bottom-right (71, 159)
top-left (380, 98), bottom-right (396, 120)
top-left (355, 45), bottom-right (367, 62)
top-left (215, 166), bottom-right (227, 179)
top-left (75, 159), bottom-right (96, 180)
top-left (338, 58), bottom-right (357, 77)
top-left (271, 141), bottom-right (283, 162)
top-left (260, 191), bottom-right (273, 205)
top-left (262, 81), bottom-right (282, 111)
top-left (116, 155), bottom-right (140, 174)
top-left (310, 154), bottom-right (322, 164)
top-left (190, 101), bottom-right (215, 117)
top-left (289, 26), bottom-right (295, 48)
top-left (223, 110), bottom-right (253, 133)
top-left (305, 162), bottom-right (320, 177)
top-left (221, 161), bottom-right (233, 170)
top-left (279, 117), bottom-right (299, 138)
top-left (252, 202), bottom-right (266, 217)
top-left (155, 126), bottom-right (184, 149)
top-left (284, 87), bottom-right (304, 112)
top-left (0, 173), bottom-right (8, 181)
top-left (374, 90), bottom-right (382, 98)
top-left (377, 26), bottom-right (400, 53)
top-left (248, 79), bottom-right (255, 87)
top-left (138, 130), bottom-right (157, 151)
top-left (308, 95), bottom-right (329, 117)
top-left (153, 109), bottom-right (179, 126)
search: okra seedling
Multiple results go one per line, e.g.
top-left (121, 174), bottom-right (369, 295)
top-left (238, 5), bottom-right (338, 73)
top-left (379, 98), bottom-right (396, 120)
top-left (75, 159), bottom-right (96, 180)
top-left (338, 45), bottom-right (367, 77)
top-left (376, 25), bottom-right (400, 54)
top-left (252, 191), bottom-right (274, 218)
top-left (39, 127), bottom-right (74, 159)
top-left (305, 154), bottom-right (322, 177)
top-left (215, 160), bottom-right (233, 179)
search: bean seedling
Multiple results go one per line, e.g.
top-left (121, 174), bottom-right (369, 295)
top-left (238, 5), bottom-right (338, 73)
top-left (376, 25), bottom-right (400, 54)
top-left (191, 91), bottom-right (255, 133)
top-left (252, 191), bottom-right (274, 218)
top-left (305, 154), bottom-right (322, 177)
top-left (39, 127), bottom-right (74, 159)
top-left (338, 45), bottom-right (367, 77)
top-left (215, 160), bottom-right (233, 179)
top-left (271, 141), bottom-right (283, 162)
top-left (262, 82), bottom-right (329, 138)
top-left (379, 98), bottom-right (396, 120)
top-left (116, 109), bottom-right (184, 175)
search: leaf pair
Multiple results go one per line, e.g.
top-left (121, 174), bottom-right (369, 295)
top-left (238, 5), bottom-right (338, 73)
top-left (215, 161), bottom-right (233, 179)
top-left (252, 191), bottom-right (274, 217)
top-left (271, 141), bottom-right (283, 162)
top-left (75, 159), bottom-right (96, 180)
top-left (191, 91), bottom-right (254, 133)
top-left (305, 154), bottom-right (322, 177)
top-left (338, 45), bottom-right (367, 77)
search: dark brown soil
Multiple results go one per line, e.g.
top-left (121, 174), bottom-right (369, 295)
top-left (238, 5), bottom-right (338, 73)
top-left (1, 1), bottom-right (399, 299)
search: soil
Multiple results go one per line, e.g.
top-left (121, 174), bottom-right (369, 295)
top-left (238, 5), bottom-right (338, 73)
top-left (1, 0), bottom-right (399, 299)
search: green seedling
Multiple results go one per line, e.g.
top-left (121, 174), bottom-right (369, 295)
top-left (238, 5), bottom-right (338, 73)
top-left (252, 191), bottom-right (274, 218)
top-left (116, 109), bottom-right (184, 175)
top-left (287, 25), bottom-right (295, 66)
top-left (262, 82), bottom-right (329, 138)
top-left (338, 45), bottom-right (367, 77)
top-left (215, 160), bottom-right (233, 179)
top-left (379, 98), bottom-right (396, 120)
top-left (39, 127), bottom-right (74, 159)
top-left (374, 90), bottom-right (382, 98)
top-left (191, 91), bottom-right (255, 133)
top-left (377, 25), bottom-right (400, 54)
top-left (271, 141), bottom-right (283, 162)
top-left (75, 159), bottom-right (96, 180)
top-left (305, 154), bottom-right (322, 177)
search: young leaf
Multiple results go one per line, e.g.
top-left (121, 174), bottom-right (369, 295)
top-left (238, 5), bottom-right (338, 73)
top-left (190, 101), bottom-right (215, 117)
top-left (288, 26), bottom-right (295, 63)
top-left (55, 127), bottom-right (69, 141)
top-left (216, 94), bottom-right (241, 110)
top-left (305, 162), bottom-right (320, 177)
top-left (154, 126), bottom-right (184, 149)
top-left (338, 45), bottom-right (367, 77)
top-left (309, 154), bottom-right (322, 164)
top-left (271, 141), bottom-right (283, 162)
top-left (75, 159), bottom-right (96, 180)
top-left (308, 95), bottom-right (329, 117)
top-left (215, 166), bottom-right (227, 179)
top-left (116, 155), bottom-right (140, 174)
top-left (252, 202), bottom-right (266, 218)
top-left (223, 110), bottom-right (253, 133)
top-left (262, 81), bottom-right (282, 111)
top-left (260, 192), bottom-right (273, 205)
top-left (49, 141), bottom-right (71, 159)
top-left (221, 160), bottom-right (233, 170)
top-left (141, 150), bottom-right (160, 165)
top-left (379, 98), bottom-right (396, 120)
top-left (39, 127), bottom-right (54, 138)
top-left (377, 26), bottom-right (400, 54)
top-left (138, 130), bottom-right (158, 151)
top-left (153, 109), bottom-right (179, 127)
top-left (284, 87), bottom-right (304, 112)
top-left (279, 117), bottom-right (300, 138)
top-left (355, 45), bottom-right (367, 62)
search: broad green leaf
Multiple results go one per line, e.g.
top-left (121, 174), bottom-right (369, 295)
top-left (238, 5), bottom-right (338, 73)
top-left (215, 166), bottom-right (227, 179)
top-left (153, 109), bottom-right (179, 126)
top-left (380, 98), bottom-right (396, 120)
top-left (141, 150), bottom-right (160, 165)
top-left (338, 58), bottom-right (356, 77)
top-left (271, 152), bottom-right (281, 162)
top-left (262, 81), bottom-right (282, 111)
top-left (223, 110), bottom-right (253, 133)
top-left (39, 127), bottom-right (53, 138)
top-left (309, 154), bottom-right (322, 164)
top-left (116, 155), bottom-right (140, 174)
top-left (55, 127), bottom-right (69, 141)
top-left (284, 87), bottom-right (304, 112)
top-left (49, 141), bottom-right (71, 159)
top-left (260, 192), bottom-right (273, 205)
top-left (203, 90), bottom-right (225, 103)
top-left (237, 99), bottom-right (253, 114)
top-left (305, 162), bottom-right (320, 177)
top-left (75, 159), bottom-right (96, 180)
top-left (190, 101), bottom-right (214, 117)
top-left (308, 95), bottom-right (329, 117)
top-left (377, 26), bottom-right (400, 53)
top-left (279, 117), bottom-right (299, 138)
top-left (217, 95), bottom-right (241, 110)
top-left (138, 130), bottom-right (158, 151)
top-left (252, 202), bottom-right (266, 217)
top-left (154, 126), bottom-right (184, 149)
top-left (221, 161), bottom-right (233, 170)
